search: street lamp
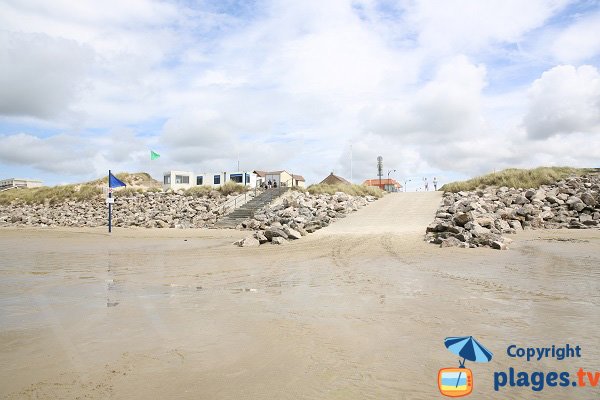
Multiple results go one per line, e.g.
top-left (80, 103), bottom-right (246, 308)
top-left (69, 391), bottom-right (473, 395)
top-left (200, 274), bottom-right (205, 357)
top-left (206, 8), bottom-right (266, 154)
top-left (404, 178), bottom-right (411, 192)
top-left (387, 169), bottom-right (396, 192)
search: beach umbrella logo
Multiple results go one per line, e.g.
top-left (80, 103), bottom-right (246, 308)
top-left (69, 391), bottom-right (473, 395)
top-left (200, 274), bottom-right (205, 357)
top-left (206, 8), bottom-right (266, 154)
top-left (438, 336), bottom-right (493, 397)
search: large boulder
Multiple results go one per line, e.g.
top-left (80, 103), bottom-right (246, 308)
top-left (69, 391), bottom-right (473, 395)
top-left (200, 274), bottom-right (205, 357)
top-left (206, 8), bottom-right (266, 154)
top-left (264, 228), bottom-right (288, 241)
top-left (271, 237), bottom-right (286, 245)
top-left (580, 192), bottom-right (597, 207)
top-left (234, 236), bottom-right (260, 247)
top-left (254, 231), bottom-right (269, 244)
top-left (453, 212), bottom-right (473, 227)
top-left (283, 226), bottom-right (302, 240)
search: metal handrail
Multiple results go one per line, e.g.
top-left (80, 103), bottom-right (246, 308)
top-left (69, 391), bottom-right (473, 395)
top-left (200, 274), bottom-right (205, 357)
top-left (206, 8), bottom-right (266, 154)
top-left (219, 191), bottom-right (250, 215)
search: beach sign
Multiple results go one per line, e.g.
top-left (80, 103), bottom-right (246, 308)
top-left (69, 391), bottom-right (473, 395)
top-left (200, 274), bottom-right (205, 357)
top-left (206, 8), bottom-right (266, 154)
top-left (107, 171), bottom-right (126, 233)
top-left (438, 368), bottom-right (473, 397)
top-left (439, 336), bottom-right (493, 397)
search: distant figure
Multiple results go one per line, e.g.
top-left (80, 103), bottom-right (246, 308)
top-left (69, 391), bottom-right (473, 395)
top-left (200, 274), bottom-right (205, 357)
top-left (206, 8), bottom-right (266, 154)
top-left (268, 180), bottom-right (272, 189)
top-left (433, 177), bottom-right (438, 191)
top-left (424, 178), bottom-right (429, 191)
top-left (273, 181), bottom-right (278, 188)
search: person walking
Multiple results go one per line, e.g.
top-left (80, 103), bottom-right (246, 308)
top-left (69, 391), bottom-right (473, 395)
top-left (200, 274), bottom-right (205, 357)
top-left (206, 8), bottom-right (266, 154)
top-left (424, 178), bottom-right (429, 191)
top-left (433, 177), bottom-right (438, 191)
top-left (268, 180), bottom-right (272, 189)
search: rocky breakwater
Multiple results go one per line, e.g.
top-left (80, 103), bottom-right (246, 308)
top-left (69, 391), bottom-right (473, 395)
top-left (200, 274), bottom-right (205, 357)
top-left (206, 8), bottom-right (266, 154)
top-left (233, 190), bottom-right (377, 246)
top-left (0, 191), bottom-right (232, 228)
top-left (425, 174), bottom-right (600, 249)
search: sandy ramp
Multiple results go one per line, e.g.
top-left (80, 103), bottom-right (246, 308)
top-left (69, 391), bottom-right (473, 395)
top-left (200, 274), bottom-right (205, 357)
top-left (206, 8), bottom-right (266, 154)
top-left (316, 192), bottom-right (442, 235)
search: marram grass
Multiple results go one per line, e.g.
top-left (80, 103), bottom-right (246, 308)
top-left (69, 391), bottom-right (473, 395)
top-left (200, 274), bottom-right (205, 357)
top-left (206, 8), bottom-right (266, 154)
top-left (307, 183), bottom-right (384, 198)
top-left (0, 184), bottom-right (102, 205)
top-left (440, 167), bottom-right (593, 193)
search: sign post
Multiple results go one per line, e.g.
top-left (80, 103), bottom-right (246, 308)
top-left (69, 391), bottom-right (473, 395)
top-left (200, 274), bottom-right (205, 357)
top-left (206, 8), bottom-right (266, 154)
top-left (108, 171), bottom-right (113, 233)
top-left (107, 170), bottom-right (126, 234)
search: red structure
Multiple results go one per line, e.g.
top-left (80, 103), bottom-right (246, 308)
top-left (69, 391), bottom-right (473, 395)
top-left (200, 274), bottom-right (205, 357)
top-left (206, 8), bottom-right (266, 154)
top-left (363, 178), bottom-right (402, 192)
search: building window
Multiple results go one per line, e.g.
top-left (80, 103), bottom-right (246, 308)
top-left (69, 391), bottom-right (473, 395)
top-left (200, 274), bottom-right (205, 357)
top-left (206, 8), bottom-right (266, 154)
top-left (164, 175), bottom-right (171, 184)
top-left (230, 174), bottom-right (243, 183)
top-left (175, 175), bottom-right (189, 184)
top-left (246, 174), bottom-right (250, 184)
top-left (196, 176), bottom-right (203, 185)
top-left (214, 175), bottom-right (220, 185)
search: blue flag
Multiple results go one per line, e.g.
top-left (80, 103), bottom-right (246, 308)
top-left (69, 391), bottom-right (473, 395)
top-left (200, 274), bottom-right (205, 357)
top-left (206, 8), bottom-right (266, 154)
top-left (109, 172), bottom-right (126, 188)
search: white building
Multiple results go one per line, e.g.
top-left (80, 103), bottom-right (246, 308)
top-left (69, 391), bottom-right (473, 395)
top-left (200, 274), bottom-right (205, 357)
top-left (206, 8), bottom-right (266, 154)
top-left (163, 170), bottom-right (259, 191)
top-left (256, 170), bottom-right (306, 188)
top-left (0, 178), bottom-right (43, 191)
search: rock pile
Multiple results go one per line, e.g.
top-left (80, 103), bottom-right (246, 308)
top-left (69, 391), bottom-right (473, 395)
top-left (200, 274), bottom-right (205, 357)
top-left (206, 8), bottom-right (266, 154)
top-left (233, 190), bottom-right (377, 246)
top-left (0, 191), bottom-right (231, 228)
top-left (426, 174), bottom-right (600, 249)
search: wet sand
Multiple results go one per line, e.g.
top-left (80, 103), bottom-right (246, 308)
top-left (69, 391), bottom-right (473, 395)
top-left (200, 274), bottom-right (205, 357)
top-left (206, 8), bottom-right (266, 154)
top-left (1, 194), bottom-right (599, 399)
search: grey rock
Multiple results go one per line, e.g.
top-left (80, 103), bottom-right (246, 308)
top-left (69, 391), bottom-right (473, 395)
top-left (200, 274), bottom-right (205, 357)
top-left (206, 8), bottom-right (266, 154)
top-left (453, 212), bottom-right (473, 226)
top-left (264, 228), bottom-right (288, 240)
top-left (440, 237), bottom-right (462, 248)
top-left (254, 232), bottom-right (269, 244)
top-left (490, 241), bottom-right (508, 250)
top-left (283, 226), bottom-right (302, 240)
top-left (234, 236), bottom-right (260, 247)
top-left (271, 237), bottom-right (286, 245)
top-left (580, 192), bottom-right (597, 207)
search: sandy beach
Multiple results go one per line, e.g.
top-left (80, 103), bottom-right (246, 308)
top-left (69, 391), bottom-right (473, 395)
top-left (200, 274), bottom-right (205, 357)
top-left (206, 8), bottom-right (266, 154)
top-left (1, 193), bottom-right (599, 399)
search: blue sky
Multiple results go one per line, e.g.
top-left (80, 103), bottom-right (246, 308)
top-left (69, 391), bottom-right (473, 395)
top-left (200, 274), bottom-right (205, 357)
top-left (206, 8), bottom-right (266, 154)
top-left (1, 0), bottom-right (599, 189)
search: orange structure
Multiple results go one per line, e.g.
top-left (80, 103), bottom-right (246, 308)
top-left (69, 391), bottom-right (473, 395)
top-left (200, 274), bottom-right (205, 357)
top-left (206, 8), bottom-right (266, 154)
top-left (362, 178), bottom-right (402, 192)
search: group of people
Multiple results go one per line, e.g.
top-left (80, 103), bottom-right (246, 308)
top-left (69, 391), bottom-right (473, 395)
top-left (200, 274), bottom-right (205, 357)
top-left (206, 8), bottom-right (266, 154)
top-left (422, 177), bottom-right (438, 191)
top-left (263, 180), bottom-right (278, 189)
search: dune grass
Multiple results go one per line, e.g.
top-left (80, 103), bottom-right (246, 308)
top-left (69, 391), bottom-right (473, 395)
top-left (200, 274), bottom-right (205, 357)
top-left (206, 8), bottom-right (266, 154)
top-left (440, 167), bottom-right (593, 193)
top-left (94, 172), bottom-right (160, 188)
top-left (0, 172), bottom-right (158, 205)
top-left (307, 183), bottom-right (384, 198)
top-left (185, 181), bottom-right (249, 197)
top-left (0, 184), bottom-right (102, 205)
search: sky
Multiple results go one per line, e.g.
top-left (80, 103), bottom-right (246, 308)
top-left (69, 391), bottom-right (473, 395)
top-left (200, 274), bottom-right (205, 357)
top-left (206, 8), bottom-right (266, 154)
top-left (1, 0), bottom-right (599, 189)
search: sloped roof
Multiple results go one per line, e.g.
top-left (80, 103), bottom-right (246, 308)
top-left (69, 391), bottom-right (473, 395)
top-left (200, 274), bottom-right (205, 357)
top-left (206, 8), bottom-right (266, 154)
top-left (292, 174), bottom-right (305, 182)
top-left (320, 172), bottom-right (350, 185)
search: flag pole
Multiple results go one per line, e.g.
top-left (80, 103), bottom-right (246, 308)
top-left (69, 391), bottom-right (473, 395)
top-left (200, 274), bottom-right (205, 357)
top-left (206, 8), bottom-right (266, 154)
top-left (108, 169), bottom-right (112, 233)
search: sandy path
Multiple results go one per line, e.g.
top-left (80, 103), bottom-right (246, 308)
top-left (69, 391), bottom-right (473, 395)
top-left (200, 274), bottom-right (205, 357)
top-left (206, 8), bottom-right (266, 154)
top-left (316, 192), bottom-right (442, 235)
top-left (1, 195), bottom-right (599, 399)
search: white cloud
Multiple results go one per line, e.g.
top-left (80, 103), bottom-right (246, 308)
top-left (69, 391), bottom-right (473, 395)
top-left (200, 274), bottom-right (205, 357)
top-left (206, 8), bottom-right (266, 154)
top-left (524, 64), bottom-right (600, 139)
top-left (0, 31), bottom-right (93, 118)
top-left (361, 56), bottom-right (487, 141)
top-left (1, 0), bottom-right (600, 186)
top-left (406, 0), bottom-right (569, 55)
top-left (0, 133), bottom-right (96, 174)
top-left (551, 10), bottom-right (600, 63)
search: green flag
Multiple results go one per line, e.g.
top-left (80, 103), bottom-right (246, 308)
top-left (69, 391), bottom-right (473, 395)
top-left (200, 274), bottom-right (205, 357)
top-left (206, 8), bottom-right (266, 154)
top-left (150, 150), bottom-right (160, 160)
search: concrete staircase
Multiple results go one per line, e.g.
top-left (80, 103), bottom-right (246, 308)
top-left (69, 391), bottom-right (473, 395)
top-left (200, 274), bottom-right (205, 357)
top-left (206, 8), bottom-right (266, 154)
top-left (214, 187), bottom-right (290, 228)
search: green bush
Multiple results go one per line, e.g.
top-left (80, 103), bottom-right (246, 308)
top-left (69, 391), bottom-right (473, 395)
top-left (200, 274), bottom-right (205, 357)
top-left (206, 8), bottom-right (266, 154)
top-left (185, 186), bottom-right (213, 197)
top-left (440, 167), bottom-right (592, 193)
top-left (219, 181), bottom-right (249, 196)
top-left (307, 183), bottom-right (384, 198)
